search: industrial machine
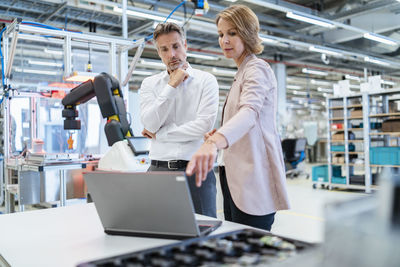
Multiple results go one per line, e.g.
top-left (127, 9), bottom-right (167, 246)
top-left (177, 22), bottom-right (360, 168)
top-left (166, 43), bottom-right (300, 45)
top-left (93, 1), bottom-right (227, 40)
top-left (62, 72), bottom-right (148, 171)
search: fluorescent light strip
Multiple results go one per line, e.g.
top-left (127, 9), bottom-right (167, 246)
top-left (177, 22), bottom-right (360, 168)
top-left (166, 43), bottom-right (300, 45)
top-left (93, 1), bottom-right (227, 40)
top-left (44, 48), bottom-right (63, 55)
top-left (28, 60), bottom-right (63, 68)
top-left (345, 74), bottom-right (361, 81)
top-left (309, 46), bottom-right (342, 56)
top-left (260, 37), bottom-right (279, 44)
top-left (292, 91), bottom-right (308, 96)
top-left (302, 68), bottom-right (328, 76)
top-left (286, 12), bottom-right (335, 29)
top-left (212, 67), bottom-right (236, 77)
top-left (134, 70), bottom-right (154, 76)
top-left (364, 56), bottom-right (390, 66)
top-left (219, 85), bottom-right (231, 90)
top-left (114, 6), bottom-right (181, 24)
top-left (317, 87), bottom-right (332, 92)
top-left (14, 67), bottom-right (59, 76)
top-left (187, 52), bottom-right (218, 60)
top-left (363, 33), bottom-right (397, 46)
top-left (287, 85), bottom-right (302, 90)
top-left (311, 79), bottom-right (332, 86)
top-left (382, 80), bottom-right (396, 86)
top-left (140, 59), bottom-right (165, 68)
top-left (349, 84), bottom-right (360, 89)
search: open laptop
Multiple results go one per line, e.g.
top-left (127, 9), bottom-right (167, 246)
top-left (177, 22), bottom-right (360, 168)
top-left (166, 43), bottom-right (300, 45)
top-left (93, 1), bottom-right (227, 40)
top-left (84, 171), bottom-right (222, 240)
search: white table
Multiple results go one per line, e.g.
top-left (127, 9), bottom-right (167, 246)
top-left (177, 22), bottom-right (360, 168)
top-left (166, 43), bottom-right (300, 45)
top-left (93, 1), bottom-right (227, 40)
top-left (0, 203), bottom-right (246, 267)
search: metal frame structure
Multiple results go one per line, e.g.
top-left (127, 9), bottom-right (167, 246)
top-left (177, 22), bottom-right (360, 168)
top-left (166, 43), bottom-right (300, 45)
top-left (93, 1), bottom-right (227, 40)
top-left (324, 88), bottom-right (400, 193)
top-left (0, 21), bottom-right (137, 212)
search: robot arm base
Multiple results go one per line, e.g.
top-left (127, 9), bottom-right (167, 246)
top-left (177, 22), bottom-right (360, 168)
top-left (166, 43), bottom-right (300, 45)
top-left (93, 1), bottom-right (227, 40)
top-left (98, 140), bottom-right (147, 172)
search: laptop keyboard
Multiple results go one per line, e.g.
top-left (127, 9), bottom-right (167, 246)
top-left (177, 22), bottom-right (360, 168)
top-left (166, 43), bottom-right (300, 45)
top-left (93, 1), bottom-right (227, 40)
top-left (77, 228), bottom-right (314, 266)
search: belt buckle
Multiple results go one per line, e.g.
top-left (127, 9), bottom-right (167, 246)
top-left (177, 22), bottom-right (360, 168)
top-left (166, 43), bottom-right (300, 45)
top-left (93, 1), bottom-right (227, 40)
top-left (167, 160), bottom-right (179, 170)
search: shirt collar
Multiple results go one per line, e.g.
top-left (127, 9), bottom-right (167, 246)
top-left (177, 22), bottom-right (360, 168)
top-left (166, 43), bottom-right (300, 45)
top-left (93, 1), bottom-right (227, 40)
top-left (237, 54), bottom-right (256, 74)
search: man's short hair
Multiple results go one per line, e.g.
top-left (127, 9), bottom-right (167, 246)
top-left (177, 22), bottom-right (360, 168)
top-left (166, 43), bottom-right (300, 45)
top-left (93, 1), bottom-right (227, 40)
top-left (153, 22), bottom-right (186, 43)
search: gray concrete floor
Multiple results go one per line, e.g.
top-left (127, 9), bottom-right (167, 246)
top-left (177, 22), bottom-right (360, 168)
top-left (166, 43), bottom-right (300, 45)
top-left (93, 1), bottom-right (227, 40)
top-left (215, 163), bottom-right (369, 244)
top-left (0, 163), bottom-right (370, 245)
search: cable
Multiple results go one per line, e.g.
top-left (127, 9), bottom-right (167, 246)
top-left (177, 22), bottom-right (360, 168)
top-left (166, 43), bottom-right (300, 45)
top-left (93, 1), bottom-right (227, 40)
top-left (144, 0), bottom-right (187, 41)
top-left (21, 21), bottom-right (61, 31)
top-left (182, 2), bottom-right (196, 28)
top-left (0, 26), bottom-right (7, 90)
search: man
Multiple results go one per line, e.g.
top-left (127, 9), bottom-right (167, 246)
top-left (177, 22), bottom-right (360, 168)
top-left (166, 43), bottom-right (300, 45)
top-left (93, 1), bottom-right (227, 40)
top-left (139, 22), bottom-right (219, 217)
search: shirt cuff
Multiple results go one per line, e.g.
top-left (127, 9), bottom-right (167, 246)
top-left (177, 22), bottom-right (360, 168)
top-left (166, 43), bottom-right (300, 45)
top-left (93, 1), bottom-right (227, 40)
top-left (216, 129), bottom-right (231, 148)
top-left (159, 84), bottom-right (176, 99)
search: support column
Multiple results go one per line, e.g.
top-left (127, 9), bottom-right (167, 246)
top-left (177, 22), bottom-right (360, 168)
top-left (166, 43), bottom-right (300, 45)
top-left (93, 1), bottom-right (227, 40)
top-left (120, 0), bottom-right (129, 105)
top-left (272, 63), bottom-right (287, 136)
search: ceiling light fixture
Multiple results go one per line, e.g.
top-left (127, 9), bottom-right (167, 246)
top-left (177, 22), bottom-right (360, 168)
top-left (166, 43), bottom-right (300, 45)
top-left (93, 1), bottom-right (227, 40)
top-left (302, 68), bottom-right (328, 76)
top-left (345, 74), bottom-right (361, 81)
top-left (44, 48), bottom-right (63, 56)
top-left (260, 36), bottom-right (279, 44)
top-left (292, 91), bottom-right (308, 96)
top-left (14, 67), bottom-right (59, 76)
top-left (287, 85), bottom-right (302, 90)
top-left (286, 12), bottom-right (335, 29)
top-left (139, 59), bottom-right (165, 68)
top-left (186, 52), bottom-right (219, 60)
top-left (382, 80), bottom-right (396, 86)
top-left (132, 70), bottom-right (154, 76)
top-left (317, 87), bottom-right (332, 92)
top-left (28, 60), bottom-right (63, 68)
top-left (212, 67), bottom-right (236, 77)
top-left (114, 6), bottom-right (181, 24)
top-left (349, 84), bottom-right (361, 89)
top-left (311, 79), bottom-right (332, 86)
top-left (364, 56), bottom-right (390, 66)
top-left (309, 46), bottom-right (342, 56)
top-left (219, 85), bottom-right (231, 90)
top-left (363, 33), bottom-right (398, 46)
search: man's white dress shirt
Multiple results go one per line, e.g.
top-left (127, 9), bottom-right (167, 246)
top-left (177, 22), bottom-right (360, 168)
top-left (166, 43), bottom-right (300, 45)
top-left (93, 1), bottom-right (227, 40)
top-left (139, 65), bottom-right (219, 161)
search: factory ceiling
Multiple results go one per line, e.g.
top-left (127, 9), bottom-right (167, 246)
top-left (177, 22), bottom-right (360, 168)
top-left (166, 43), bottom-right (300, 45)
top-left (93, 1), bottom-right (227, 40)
top-left (0, 0), bottom-right (400, 108)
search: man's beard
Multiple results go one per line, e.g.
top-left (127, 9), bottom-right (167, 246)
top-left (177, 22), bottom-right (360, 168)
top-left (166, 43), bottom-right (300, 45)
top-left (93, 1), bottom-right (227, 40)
top-left (168, 59), bottom-right (183, 71)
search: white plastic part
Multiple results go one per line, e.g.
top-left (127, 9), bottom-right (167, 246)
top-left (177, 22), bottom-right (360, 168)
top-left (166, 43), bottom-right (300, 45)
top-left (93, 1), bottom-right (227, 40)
top-left (98, 140), bottom-right (149, 172)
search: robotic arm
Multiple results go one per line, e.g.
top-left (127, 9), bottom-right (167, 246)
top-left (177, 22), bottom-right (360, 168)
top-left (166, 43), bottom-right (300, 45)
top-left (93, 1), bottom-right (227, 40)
top-left (62, 73), bottom-right (150, 172)
top-left (62, 72), bottom-right (133, 146)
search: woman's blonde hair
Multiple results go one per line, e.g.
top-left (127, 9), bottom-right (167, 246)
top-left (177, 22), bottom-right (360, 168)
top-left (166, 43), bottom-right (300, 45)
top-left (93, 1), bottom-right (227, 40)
top-left (216, 5), bottom-right (263, 55)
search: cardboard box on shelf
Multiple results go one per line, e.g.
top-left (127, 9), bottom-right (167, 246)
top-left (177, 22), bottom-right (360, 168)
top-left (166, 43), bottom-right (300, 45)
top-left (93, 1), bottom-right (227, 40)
top-left (382, 119), bottom-right (400, 132)
top-left (350, 108), bottom-right (363, 117)
top-left (332, 132), bottom-right (344, 140)
top-left (389, 101), bottom-right (400, 113)
top-left (331, 131), bottom-right (355, 140)
top-left (332, 109), bottom-right (344, 118)
top-left (332, 156), bottom-right (344, 164)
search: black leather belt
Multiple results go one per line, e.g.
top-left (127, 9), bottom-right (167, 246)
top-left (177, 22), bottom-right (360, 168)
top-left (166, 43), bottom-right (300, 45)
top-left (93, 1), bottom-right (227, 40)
top-left (151, 160), bottom-right (189, 170)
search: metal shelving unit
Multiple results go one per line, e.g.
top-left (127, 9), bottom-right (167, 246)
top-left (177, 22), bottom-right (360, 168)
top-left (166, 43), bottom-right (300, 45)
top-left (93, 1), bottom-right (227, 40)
top-left (323, 88), bottom-right (400, 193)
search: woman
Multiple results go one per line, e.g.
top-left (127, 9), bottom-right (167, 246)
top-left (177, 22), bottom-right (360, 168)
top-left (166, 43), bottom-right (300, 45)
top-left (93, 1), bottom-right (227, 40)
top-left (186, 5), bottom-right (290, 231)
